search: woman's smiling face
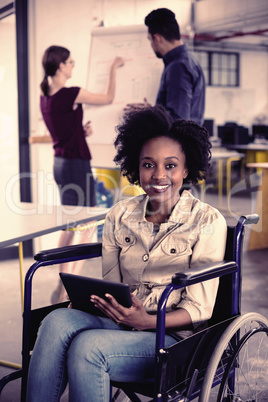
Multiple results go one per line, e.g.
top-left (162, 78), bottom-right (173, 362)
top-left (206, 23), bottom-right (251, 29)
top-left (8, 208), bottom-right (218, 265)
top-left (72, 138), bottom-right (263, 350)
top-left (139, 136), bottom-right (188, 211)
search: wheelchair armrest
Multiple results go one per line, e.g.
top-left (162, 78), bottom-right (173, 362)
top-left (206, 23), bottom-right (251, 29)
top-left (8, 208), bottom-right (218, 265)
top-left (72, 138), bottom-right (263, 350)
top-left (34, 242), bottom-right (102, 261)
top-left (155, 260), bottom-right (238, 350)
top-left (172, 260), bottom-right (237, 287)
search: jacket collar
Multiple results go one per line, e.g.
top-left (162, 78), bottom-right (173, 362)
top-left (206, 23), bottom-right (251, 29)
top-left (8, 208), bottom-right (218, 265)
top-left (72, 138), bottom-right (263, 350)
top-left (123, 190), bottom-right (195, 226)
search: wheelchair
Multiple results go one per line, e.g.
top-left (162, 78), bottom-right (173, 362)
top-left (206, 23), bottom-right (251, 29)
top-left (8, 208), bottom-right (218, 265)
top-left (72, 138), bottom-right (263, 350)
top-left (0, 213), bottom-right (267, 401)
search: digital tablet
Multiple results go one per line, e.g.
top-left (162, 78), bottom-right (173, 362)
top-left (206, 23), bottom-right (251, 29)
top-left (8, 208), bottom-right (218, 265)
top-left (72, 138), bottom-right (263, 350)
top-left (59, 272), bottom-right (132, 316)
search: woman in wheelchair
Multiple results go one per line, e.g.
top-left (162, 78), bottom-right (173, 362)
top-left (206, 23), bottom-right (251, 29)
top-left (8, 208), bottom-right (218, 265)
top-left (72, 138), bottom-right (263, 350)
top-left (26, 105), bottom-right (227, 401)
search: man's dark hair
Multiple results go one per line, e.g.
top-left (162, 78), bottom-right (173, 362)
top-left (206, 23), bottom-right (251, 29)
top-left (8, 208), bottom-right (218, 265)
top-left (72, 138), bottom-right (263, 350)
top-left (145, 8), bottom-right (181, 41)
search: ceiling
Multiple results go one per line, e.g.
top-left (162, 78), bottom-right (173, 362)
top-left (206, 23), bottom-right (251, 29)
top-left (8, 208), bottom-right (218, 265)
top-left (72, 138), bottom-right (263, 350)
top-left (189, 0), bottom-right (268, 51)
top-left (0, 0), bottom-right (14, 20)
top-left (193, 29), bottom-right (268, 52)
top-left (1, 0), bottom-right (268, 51)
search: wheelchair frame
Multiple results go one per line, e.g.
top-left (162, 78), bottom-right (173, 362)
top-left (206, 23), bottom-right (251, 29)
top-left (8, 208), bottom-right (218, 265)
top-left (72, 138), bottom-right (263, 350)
top-left (0, 213), bottom-right (267, 402)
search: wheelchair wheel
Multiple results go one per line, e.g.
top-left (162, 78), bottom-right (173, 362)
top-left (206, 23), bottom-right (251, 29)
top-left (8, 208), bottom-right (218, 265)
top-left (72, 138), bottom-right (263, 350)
top-left (199, 312), bottom-right (268, 402)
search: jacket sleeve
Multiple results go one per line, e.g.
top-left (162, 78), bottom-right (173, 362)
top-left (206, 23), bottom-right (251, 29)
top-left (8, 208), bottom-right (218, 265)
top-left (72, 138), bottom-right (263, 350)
top-left (101, 211), bottom-right (122, 283)
top-left (178, 211), bottom-right (227, 329)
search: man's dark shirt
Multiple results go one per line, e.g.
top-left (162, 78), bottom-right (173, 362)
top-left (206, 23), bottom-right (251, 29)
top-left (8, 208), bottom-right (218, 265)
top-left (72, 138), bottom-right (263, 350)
top-left (156, 44), bottom-right (205, 125)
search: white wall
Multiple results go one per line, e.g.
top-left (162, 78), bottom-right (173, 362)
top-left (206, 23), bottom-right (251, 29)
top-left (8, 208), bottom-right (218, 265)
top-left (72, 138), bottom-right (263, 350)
top-left (28, 0), bottom-right (192, 202)
top-left (29, 0), bottom-right (268, 135)
top-left (205, 51), bottom-right (268, 130)
top-left (240, 51), bottom-right (268, 125)
top-left (27, 0), bottom-right (192, 250)
top-left (28, 0), bottom-right (268, 201)
top-left (27, 0), bottom-right (268, 250)
top-left (0, 0), bottom-right (266, 251)
top-left (0, 14), bottom-right (19, 207)
top-left (29, 0), bottom-right (191, 135)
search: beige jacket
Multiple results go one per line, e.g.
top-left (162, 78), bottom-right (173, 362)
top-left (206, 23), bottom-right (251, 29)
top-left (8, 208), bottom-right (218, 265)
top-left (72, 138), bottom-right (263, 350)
top-left (102, 190), bottom-right (227, 337)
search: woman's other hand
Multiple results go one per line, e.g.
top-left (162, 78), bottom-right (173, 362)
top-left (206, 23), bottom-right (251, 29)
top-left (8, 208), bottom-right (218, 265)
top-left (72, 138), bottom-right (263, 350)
top-left (90, 293), bottom-right (156, 330)
top-left (123, 98), bottom-right (151, 114)
top-left (83, 121), bottom-right (93, 137)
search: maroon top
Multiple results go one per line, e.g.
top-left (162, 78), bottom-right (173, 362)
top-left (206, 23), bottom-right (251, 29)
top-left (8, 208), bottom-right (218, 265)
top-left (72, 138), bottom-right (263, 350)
top-left (40, 87), bottom-right (91, 160)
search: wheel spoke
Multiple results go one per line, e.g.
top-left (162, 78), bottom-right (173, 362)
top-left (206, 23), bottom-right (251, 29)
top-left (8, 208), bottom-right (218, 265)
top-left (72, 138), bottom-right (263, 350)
top-left (199, 314), bottom-right (268, 402)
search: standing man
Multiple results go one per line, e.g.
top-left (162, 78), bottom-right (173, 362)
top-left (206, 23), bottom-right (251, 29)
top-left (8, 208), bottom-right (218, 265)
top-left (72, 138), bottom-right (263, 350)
top-left (126, 8), bottom-right (206, 125)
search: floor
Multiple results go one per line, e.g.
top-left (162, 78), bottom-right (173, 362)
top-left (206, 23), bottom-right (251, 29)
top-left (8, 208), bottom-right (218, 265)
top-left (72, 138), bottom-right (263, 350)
top-left (0, 188), bottom-right (268, 401)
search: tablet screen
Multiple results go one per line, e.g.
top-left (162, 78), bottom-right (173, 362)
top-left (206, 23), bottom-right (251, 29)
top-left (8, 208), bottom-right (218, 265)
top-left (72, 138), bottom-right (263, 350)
top-left (59, 272), bottom-right (132, 316)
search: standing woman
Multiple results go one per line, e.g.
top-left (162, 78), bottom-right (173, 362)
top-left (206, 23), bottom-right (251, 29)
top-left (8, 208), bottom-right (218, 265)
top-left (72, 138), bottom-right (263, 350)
top-left (40, 45), bottom-right (124, 303)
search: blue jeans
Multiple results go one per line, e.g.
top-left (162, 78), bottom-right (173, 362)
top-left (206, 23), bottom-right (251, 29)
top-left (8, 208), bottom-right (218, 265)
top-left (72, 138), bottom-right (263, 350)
top-left (26, 308), bottom-right (176, 402)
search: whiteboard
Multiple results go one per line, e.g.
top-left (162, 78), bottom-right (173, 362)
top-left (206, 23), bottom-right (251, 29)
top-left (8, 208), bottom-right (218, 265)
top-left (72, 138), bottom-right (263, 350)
top-left (84, 25), bottom-right (163, 146)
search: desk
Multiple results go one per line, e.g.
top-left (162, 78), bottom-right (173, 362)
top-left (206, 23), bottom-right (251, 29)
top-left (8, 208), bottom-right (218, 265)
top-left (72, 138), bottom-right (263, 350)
top-left (211, 149), bottom-right (244, 209)
top-left (0, 202), bottom-right (108, 248)
top-left (246, 163), bottom-right (268, 250)
top-left (226, 143), bottom-right (268, 165)
top-left (0, 202), bottom-right (108, 369)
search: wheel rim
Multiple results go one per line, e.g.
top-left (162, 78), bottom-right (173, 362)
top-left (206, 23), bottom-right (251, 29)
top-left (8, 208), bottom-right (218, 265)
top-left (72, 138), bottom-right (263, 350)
top-left (217, 326), bottom-right (268, 402)
top-left (200, 313), bottom-right (268, 402)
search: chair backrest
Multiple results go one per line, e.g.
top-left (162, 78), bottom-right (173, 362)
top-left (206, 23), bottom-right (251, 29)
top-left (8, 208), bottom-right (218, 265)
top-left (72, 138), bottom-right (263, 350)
top-left (209, 222), bottom-right (244, 324)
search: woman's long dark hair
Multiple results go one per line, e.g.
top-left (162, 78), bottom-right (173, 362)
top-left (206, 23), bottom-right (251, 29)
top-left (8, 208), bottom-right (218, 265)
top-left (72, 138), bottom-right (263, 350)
top-left (40, 45), bottom-right (70, 96)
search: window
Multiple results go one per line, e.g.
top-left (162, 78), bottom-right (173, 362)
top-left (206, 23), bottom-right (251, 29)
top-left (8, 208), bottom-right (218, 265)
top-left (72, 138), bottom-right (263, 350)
top-left (194, 50), bottom-right (239, 87)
